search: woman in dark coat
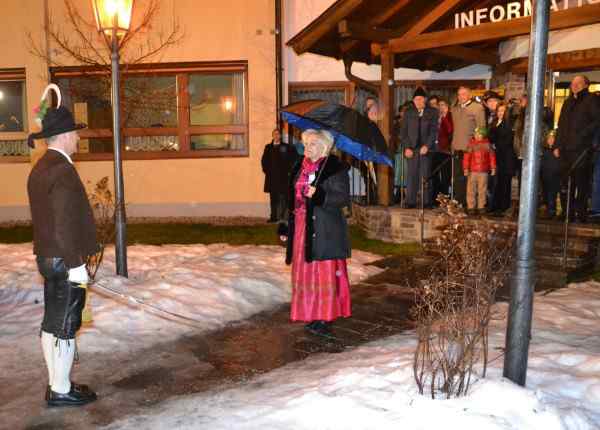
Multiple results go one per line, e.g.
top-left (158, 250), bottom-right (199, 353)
top-left (279, 129), bottom-right (351, 336)
top-left (489, 103), bottom-right (516, 215)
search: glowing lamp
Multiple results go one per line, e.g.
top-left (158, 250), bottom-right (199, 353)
top-left (92, 0), bottom-right (134, 38)
top-left (222, 96), bottom-right (235, 112)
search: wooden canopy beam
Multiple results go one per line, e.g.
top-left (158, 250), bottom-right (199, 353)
top-left (338, 20), bottom-right (398, 43)
top-left (340, 19), bottom-right (498, 66)
top-left (402, 0), bottom-right (466, 39)
top-left (339, 0), bottom-right (412, 54)
top-left (288, 0), bottom-right (363, 54)
top-left (372, 3), bottom-right (600, 55)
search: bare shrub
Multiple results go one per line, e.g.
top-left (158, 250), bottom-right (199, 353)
top-left (412, 195), bottom-right (515, 399)
top-left (85, 177), bottom-right (116, 281)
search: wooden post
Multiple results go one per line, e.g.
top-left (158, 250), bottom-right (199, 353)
top-left (378, 46), bottom-right (394, 206)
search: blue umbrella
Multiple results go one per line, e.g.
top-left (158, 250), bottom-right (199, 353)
top-left (281, 100), bottom-right (393, 167)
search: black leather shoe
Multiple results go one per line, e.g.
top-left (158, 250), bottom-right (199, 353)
top-left (47, 382), bottom-right (92, 401)
top-left (47, 385), bottom-right (97, 407)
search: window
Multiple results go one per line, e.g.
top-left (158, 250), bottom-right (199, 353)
top-left (0, 68), bottom-right (29, 159)
top-left (52, 62), bottom-right (248, 160)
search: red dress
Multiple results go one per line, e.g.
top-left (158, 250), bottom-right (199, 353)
top-left (290, 158), bottom-right (351, 322)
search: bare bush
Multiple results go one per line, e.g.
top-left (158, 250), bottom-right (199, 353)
top-left (412, 195), bottom-right (515, 399)
top-left (85, 177), bottom-right (116, 281)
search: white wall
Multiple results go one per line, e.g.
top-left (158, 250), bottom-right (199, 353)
top-left (283, 0), bottom-right (492, 102)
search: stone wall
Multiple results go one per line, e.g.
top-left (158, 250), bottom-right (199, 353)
top-left (351, 204), bottom-right (447, 244)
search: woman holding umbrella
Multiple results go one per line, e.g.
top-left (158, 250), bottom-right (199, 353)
top-left (278, 129), bottom-right (351, 337)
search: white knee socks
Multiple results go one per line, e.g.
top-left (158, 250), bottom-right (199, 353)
top-left (51, 338), bottom-right (74, 394)
top-left (41, 331), bottom-right (55, 387)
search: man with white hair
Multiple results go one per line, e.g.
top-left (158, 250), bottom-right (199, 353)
top-left (451, 86), bottom-right (486, 206)
top-left (27, 97), bottom-right (99, 407)
top-left (400, 87), bottom-right (439, 208)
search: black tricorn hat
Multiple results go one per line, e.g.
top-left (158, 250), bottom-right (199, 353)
top-left (27, 105), bottom-right (86, 148)
top-left (413, 86), bottom-right (427, 99)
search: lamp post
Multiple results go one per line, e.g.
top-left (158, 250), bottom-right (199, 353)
top-left (503, 0), bottom-right (550, 386)
top-left (92, 0), bottom-right (133, 278)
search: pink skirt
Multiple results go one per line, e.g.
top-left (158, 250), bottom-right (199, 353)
top-left (290, 209), bottom-right (351, 322)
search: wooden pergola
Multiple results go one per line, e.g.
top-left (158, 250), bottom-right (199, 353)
top-left (287, 0), bottom-right (600, 205)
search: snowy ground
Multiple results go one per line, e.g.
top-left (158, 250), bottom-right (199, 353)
top-left (104, 283), bottom-right (600, 430)
top-left (0, 243), bottom-right (381, 355)
top-left (3, 243), bottom-right (600, 429)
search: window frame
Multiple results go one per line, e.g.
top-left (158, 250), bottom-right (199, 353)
top-left (0, 68), bottom-right (29, 163)
top-left (51, 61), bottom-right (250, 162)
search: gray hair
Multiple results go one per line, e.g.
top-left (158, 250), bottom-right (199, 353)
top-left (301, 129), bottom-right (320, 144)
top-left (302, 129), bottom-right (335, 157)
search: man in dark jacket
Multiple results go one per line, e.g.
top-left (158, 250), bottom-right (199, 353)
top-left (27, 101), bottom-right (99, 407)
top-left (556, 75), bottom-right (600, 221)
top-left (400, 87), bottom-right (439, 208)
top-left (261, 128), bottom-right (297, 222)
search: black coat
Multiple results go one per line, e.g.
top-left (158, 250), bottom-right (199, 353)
top-left (489, 119), bottom-right (516, 177)
top-left (399, 104), bottom-right (439, 150)
top-left (27, 150), bottom-right (98, 269)
top-left (279, 155), bottom-right (351, 265)
top-left (261, 141), bottom-right (297, 194)
top-left (541, 146), bottom-right (561, 176)
top-left (556, 88), bottom-right (600, 156)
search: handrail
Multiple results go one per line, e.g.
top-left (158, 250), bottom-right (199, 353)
top-left (418, 152), bottom-right (452, 244)
top-left (426, 151), bottom-right (452, 181)
top-left (562, 146), bottom-right (592, 268)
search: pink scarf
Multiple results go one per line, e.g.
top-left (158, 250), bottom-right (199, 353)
top-left (296, 157), bottom-right (325, 206)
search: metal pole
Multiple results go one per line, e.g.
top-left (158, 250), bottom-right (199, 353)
top-left (563, 177), bottom-right (572, 268)
top-left (420, 174), bottom-right (425, 244)
top-left (450, 150), bottom-right (455, 201)
top-left (503, 0), bottom-right (550, 386)
top-left (546, 69), bottom-right (556, 126)
top-left (111, 28), bottom-right (128, 277)
top-left (275, 0), bottom-right (283, 129)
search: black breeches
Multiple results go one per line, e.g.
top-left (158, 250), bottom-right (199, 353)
top-left (37, 257), bottom-right (86, 340)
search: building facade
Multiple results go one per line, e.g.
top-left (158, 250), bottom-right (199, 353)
top-left (0, 0), bottom-right (278, 221)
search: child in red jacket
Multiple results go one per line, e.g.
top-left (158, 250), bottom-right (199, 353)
top-left (463, 127), bottom-right (496, 215)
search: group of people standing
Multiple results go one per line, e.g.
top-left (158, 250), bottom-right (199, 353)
top-left (395, 75), bottom-right (600, 220)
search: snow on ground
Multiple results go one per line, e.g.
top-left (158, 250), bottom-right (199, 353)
top-left (105, 282), bottom-right (600, 430)
top-left (0, 243), bottom-right (381, 355)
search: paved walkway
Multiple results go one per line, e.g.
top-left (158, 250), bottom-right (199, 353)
top-left (6, 257), bottom-right (422, 430)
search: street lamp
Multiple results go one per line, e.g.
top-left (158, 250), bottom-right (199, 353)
top-left (92, 0), bottom-right (134, 278)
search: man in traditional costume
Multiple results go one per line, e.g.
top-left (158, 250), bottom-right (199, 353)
top-left (27, 85), bottom-right (99, 407)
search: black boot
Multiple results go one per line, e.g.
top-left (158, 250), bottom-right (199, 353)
top-left (306, 320), bottom-right (333, 337)
top-left (304, 321), bottom-right (318, 331)
top-left (47, 384), bottom-right (97, 407)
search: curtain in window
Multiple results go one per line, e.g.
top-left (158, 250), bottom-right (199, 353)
top-left (0, 140), bottom-right (29, 156)
top-left (232, 72), bottom-right (245, 125)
